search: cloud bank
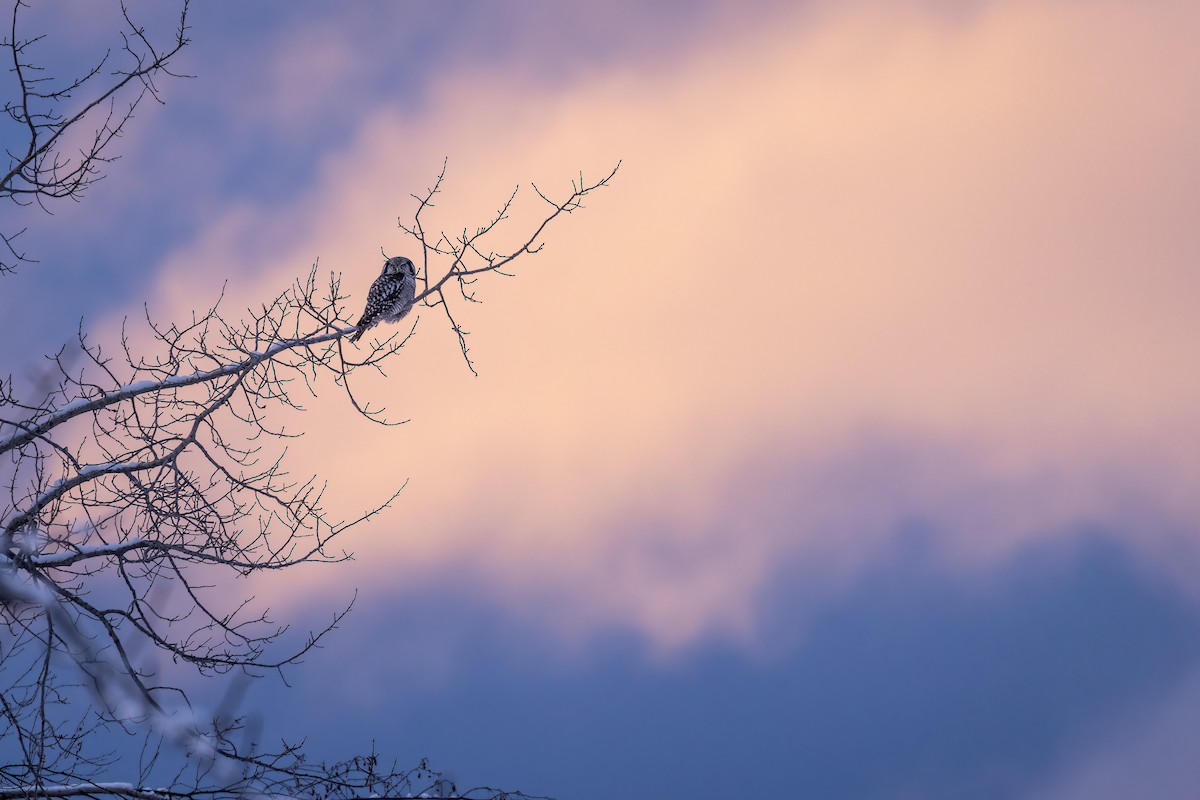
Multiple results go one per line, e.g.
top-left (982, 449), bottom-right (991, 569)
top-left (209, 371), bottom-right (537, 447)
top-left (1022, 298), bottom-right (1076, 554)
top-left (87, 0), bottom-right (1200, 652)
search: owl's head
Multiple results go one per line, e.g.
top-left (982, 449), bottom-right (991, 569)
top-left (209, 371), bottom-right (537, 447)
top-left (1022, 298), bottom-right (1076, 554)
top-left (381, 255), bottom-right (415, 277)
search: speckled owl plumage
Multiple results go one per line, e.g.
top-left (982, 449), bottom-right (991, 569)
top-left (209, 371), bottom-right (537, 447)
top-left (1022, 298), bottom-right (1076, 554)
top-left (351, 256), bottom-right (416, 342)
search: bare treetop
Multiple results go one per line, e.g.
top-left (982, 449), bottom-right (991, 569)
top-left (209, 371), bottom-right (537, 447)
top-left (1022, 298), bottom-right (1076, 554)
top-left (0, 4), bottom-right (620, 796)
top-left (1, 159), bottom-right (618, 800)
top-left (0, 0), bottom-right (192, 273)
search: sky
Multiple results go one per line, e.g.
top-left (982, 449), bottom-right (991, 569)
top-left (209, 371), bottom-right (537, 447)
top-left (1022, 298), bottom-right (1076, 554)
top-left (4, 0), bottom-right (1200, 797)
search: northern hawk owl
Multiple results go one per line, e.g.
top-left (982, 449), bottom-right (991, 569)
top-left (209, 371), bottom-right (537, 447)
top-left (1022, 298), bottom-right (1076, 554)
top-left (351, 256), bottom-right (417, 342)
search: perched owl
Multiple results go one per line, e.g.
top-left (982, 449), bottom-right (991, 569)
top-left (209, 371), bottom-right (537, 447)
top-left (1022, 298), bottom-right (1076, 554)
top-left (351, 256), bottom-right (417, 342)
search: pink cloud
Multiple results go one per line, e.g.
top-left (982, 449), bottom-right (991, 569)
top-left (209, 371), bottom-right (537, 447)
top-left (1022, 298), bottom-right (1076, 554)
top-left (104, 0), bottom-right (1200, 649)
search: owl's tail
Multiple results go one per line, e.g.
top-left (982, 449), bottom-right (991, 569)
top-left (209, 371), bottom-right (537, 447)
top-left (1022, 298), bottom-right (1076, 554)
top-left (349, 321), bottom-right (366, 343)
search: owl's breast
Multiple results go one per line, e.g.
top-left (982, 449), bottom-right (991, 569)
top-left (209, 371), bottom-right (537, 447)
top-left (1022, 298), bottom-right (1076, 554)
top-left (381, 280), bottom-right (415, 322)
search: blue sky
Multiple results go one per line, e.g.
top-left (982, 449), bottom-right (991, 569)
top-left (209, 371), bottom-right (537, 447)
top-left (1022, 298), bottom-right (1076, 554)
top-left (5, 1), bottom-right (1200, 798)
top-left (249, 532), bottom-right (1200, 799)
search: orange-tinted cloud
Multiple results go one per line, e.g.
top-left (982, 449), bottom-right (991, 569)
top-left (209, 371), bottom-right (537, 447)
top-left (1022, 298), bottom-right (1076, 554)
top-left (117, 0), bottom-right (1200, 649)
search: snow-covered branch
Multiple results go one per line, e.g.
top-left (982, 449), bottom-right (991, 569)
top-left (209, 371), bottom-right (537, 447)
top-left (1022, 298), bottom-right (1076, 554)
top-left (0, 782), bottom-right (181, 800)
top-left (0, 327), bottom-right (354, 456)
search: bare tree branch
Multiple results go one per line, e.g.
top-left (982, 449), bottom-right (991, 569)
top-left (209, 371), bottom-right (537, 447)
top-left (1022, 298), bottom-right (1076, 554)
top-left (0, 0), bottom-right (193, 273)
top-left (1, 162), bottom-right (618, 800)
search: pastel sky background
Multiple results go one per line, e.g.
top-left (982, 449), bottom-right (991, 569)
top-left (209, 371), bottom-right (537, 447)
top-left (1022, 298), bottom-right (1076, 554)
top-left (4, 0), bottom-right (1200, 797)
